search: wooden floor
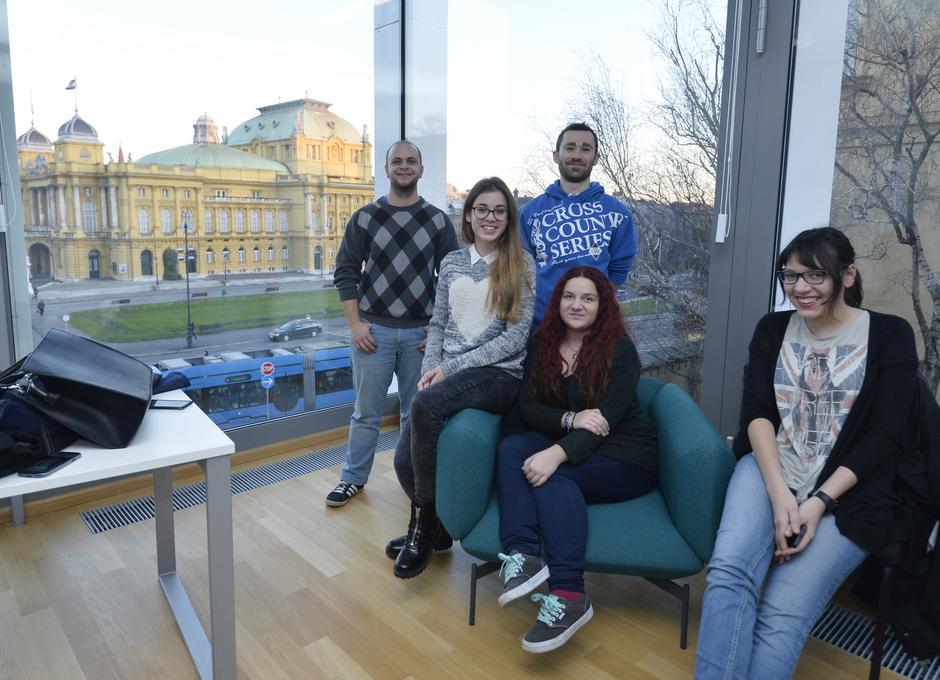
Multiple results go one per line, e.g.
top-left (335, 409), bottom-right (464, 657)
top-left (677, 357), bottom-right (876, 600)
top-left (0, 440), bottom-right (902, 680)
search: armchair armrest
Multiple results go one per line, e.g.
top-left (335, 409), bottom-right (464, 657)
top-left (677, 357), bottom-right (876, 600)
top-left (651, 383), bottom-right (735, 563)
top-left (435, 408), bottom-right (503, 540)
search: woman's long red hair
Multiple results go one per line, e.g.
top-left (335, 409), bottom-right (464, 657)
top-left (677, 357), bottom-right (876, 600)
top-left (530, 267), bottom-right (630, 407)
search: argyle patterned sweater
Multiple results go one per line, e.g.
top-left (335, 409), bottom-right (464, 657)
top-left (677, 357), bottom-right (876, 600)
top-left (334, 196), bottom-right (458, 328)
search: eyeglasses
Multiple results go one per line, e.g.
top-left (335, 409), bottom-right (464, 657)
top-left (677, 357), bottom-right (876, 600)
top-left (471, 205), bottom-right (508, 221)
top-left (777, 269), bottom-right (828, 286)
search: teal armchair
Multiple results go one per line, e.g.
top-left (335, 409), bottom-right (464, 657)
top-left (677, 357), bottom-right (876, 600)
top-left (435, 376), bottom-right (735, 648)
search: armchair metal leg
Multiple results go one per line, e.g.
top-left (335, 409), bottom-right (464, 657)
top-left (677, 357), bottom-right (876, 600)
top-left (469, 561), bottom-right (500, 626)
top-left (645, 577), bottom-right (691, 649)
top-left (869, 564), bottom-right (893, 680)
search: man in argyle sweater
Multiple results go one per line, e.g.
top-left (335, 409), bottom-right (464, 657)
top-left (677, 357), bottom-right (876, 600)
top-left (327, 140), bottom-right (458, 507)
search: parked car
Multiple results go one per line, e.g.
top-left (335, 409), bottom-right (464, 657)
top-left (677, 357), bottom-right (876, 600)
top-left (268, 318), bottom-right (322, 342)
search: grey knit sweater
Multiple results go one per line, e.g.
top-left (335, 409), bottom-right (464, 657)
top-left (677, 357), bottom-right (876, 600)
top-left (422, 246), bottom-right (536, 379)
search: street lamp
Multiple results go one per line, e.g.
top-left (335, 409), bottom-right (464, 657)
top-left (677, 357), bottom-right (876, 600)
top-left (183, 217), bottom-right (195, 348)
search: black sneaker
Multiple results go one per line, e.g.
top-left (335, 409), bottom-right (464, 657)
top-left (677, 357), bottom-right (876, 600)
top-left (325, 481), bottom-right (364, 507)
top-left (497, 550), bottom-right (549, 607)
top-left (522, 593), bottom-right (593, 653)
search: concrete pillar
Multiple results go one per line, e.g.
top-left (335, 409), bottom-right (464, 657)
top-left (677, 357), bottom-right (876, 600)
top-left (57, 186), bottom-right (67, 228)
top-left (72, 184), bottom-right (82, 231)
top-left (37, 188), bottom-right (46, 226)
top-left (99, 187), bottom-right (108, 233)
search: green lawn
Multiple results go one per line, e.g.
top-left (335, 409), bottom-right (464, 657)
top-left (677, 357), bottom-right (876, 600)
top-left (622, 297), bottom-right (663, 317)
top-left (68, 290), bottom-right (345, 343)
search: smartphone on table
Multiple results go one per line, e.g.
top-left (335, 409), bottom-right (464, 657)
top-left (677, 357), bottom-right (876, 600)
top-left (150, 399), bottom-right (193, 410)
top-left (18, 451), bottom-right (81, 478)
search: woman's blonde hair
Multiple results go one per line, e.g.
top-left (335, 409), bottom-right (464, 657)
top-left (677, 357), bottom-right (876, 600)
top-left (461, 177), bottom-right (530, 323)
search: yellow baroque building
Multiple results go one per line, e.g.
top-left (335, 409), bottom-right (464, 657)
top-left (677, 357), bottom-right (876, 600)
top-left (17, 98), bottom-right (374, 282)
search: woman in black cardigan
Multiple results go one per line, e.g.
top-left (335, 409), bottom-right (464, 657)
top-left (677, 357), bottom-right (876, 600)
top-left (494, 266), bottom-right (658, 654)
top-left (696, 227), bottom-right (918, 680)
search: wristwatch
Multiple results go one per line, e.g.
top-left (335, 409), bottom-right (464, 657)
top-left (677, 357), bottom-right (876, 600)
top-left (811, 489), bottom-right (838, 513)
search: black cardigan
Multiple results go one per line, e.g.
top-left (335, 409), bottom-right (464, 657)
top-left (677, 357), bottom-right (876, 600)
top-left (518, 336), bottom-right (658, 473)
top-left (733, 310), bottom-right (919, 552)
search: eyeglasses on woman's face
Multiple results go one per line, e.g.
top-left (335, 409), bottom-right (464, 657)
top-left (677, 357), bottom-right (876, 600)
top-left (471, 205), bottom-right (508, 221)
top-left (777, 269), bottom-right (828, 286)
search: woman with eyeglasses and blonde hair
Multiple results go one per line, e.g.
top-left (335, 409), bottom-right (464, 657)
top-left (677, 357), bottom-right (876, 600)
top-left (696, 227), bottom-right (918, 679)
top-left (389, 176), bottom-right (536, 580)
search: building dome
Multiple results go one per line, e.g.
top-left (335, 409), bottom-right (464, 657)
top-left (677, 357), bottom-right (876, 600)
top-left (226, 98), bottom-right (363, 146)
top-left (16, 125), bottom-right (53, 150)
top-left (193, 113), bottom-right (220, 144)
top-left (56, 112), bottom-right (99, 141)
top-left (135, 142), bottom-right (288, 172)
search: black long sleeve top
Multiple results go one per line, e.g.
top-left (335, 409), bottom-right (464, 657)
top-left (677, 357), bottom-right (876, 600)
top-left (518, 336), bottom-right (658, 473)
top-left (733, 310), bottom-right (919, 551)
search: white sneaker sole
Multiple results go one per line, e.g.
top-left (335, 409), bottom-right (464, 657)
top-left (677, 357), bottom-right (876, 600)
top-left (498, 565), bottom-right (550, 607)
top-left (522, 604), bottom-right (594, 654)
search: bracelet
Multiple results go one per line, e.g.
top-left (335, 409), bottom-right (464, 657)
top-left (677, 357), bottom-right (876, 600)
top-left (811, 489), bottom-right (838, 513)
top-left (563, 411), bottom-right (575, 432)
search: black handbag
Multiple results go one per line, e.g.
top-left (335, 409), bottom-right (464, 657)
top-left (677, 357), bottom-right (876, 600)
top-left (0, 329), bottom-right (154, 449)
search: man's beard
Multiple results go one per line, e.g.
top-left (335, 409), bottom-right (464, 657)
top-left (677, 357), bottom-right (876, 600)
top-left (558, 162), bottom-right (592, 184)
top-left (389, 174), bottom-right (419, 192)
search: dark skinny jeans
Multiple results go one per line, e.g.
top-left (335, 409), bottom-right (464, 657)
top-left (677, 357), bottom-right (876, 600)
top-left (394, 366), bottom-right (519, 505)
top-left (497, 430), bottom-right (657, 592)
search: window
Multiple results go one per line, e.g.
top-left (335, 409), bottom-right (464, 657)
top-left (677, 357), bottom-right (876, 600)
top-left (219, 210), bottom-right (229, 233)
top-left (161, 208), bottom-right (173, 234)
top-left (215, 189), bottom-right (227, 198)
top-left (264, 210), bottom-right (274, 233)
top-left (206, 248), bottom-right (215, 264)
top-left (235, 210), bottom-right (245, 232)
top-left (279, 212), bottom-right (288, 232)
top-left (204, 209), bottom-right (214, 233)
top-left (267, 246), bottom-right (275, 261)
top-left (252, 247), bottom-right (261, 262)
top-left (162, 188), bottom-right (169, 199)
top-left (138, 187), bottom-right (146, 198)
top-left (182, 209), bottom-right (193, 231)
top-left (327, 216), bottom-right (332, 229)
top-left (82, 201), bottom-right (98, 232)
top-left (137, 207), bottom-right (150, 234)
top-left (251, 190), bottom-right (261, 199)
top-left (222, 247), bottom-right (230, 263)
top-left (281, 246), bottom-right (289, 260)
top-left (283, 144), bottom-right (291, 158)
top-left (250, 210), bottom-right (260, 233)
top-left (238, 247), bottom-right (246, 262)
top-left (184, 189), bottom-right (191, 199)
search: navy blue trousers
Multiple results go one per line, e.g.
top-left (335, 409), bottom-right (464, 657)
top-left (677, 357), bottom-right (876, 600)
top-left (496, 431), bottom-right (656, 592)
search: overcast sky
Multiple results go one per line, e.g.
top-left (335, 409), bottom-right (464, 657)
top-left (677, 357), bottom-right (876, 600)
top-left (9, 0), bottom-right (725, 193)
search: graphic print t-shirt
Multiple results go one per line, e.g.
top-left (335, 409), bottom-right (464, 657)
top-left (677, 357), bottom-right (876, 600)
top-left (774, 311), bottom-right (869, 501)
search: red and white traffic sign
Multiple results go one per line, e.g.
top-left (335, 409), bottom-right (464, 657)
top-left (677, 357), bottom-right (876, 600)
top-left (260, 361), bottom-right (275, 376)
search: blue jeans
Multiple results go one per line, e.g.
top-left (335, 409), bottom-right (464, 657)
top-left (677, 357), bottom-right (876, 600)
top-left (497, 431), bottom-right (657, 592)
top-left (340, 322), bottom-right (425, 486)
top-left (394, 366), bottom-right (519, 505)
top-left (695, 454), bottom-right (868, 680)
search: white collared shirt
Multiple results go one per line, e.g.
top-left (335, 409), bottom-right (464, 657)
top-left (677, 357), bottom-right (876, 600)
top-left (469, 245), bottom-right (497, 265)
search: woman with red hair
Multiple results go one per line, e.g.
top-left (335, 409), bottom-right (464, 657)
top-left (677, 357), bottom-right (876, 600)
top-left (495, 266), bottom-right (658, 653)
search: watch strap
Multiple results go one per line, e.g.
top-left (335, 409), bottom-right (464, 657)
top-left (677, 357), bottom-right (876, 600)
top-left (812, 489), bottom-right (838, 513)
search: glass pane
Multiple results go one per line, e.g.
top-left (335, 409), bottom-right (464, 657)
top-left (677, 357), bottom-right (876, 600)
top-left (11, 1), bottom-right (373, 428)
top-left (447, 0), bottom-right (725, 401)
top-left (828, 0), bottom-right (938, 388)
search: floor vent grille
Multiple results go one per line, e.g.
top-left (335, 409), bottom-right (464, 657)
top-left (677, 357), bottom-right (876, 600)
top-left (80, 430), bottom-right (400, 535)
top-left (811, 603), bottom-right (939, 679)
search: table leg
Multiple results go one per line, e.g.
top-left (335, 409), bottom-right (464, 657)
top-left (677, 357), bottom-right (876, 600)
top-left (153, 468), bottom-right (176, 575)
top-left (11, 495), bottom-right (25, 526)
top-left (205, 455), bottom-right (236, 680)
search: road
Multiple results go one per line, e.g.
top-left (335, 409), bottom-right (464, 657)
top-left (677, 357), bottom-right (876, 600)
top-left (29, 273), bottom-right (347, 362)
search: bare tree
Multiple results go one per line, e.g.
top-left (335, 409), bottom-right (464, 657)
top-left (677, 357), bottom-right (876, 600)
top-left (834, 0), bottom-right (940, 387)
top-left (556, 1), bottom-right (723, 397)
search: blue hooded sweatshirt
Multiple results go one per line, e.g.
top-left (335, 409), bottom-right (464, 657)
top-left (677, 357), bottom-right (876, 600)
top-left (518, 181), bottom-right (637, 327)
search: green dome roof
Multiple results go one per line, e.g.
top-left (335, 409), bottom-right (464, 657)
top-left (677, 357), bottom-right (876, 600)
top-left (227, 98), bottom-right (362, 146)
top-left (136, 143), bottom-right (287, 172)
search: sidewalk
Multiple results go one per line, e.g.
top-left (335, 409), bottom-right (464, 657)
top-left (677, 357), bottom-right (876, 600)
top-left (34, 272), bottom-right (334, 303)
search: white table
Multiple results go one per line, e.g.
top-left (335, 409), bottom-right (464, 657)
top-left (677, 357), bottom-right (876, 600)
top-left (0, 391), bottom-right (237, 680)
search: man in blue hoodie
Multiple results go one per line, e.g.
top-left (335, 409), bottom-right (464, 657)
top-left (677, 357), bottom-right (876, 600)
top-left (519, 123), bottom-right (637, 327)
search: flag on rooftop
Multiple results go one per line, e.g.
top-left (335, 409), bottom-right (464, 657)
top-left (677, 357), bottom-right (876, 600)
top-left (65, 78), bottom-right (77, 90)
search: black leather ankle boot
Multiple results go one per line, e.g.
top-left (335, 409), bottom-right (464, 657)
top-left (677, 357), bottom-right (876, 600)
top-left (393, 500), bottom-right (443, 579)
top-left (385, 529), bottom-right (453, 559)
